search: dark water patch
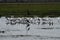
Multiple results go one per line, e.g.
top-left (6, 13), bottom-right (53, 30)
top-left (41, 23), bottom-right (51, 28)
top-left (41, 28), bottom-right (54, 29)
top-left (36, 27), bottom-right (54, 30)
top-left (37, 27), bottom-right (60, 30)
top-left (0, 35), bottom-right (41, 38)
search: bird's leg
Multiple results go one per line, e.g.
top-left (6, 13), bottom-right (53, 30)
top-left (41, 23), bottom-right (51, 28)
top-left (26, 23), bottom-right (30, 35)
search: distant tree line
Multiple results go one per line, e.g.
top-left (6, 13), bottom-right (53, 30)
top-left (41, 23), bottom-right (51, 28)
top-left (0, 0), bottom-right (60, 3)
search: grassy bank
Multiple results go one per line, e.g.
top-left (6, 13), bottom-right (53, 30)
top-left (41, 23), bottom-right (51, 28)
top-left (0, 3), bottom-right (60, 17)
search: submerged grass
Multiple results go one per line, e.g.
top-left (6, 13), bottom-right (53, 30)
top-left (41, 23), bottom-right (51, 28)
top-left (0, 3), bottom-right (60, 17)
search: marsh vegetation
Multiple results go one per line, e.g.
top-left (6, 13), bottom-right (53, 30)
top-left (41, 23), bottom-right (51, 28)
top-left (0, 3), bottom-right (60, 17)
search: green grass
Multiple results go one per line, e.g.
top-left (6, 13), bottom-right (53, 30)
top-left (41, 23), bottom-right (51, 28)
top-left (0, 3), bottom-right (60, 17)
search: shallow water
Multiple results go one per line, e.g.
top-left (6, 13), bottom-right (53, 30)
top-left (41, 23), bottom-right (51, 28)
top-left (0, 17), bottom-right (60, 40)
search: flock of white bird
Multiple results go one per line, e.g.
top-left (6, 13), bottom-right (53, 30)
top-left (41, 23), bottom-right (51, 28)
top-left (6, 16), bottom-right (55, 25)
